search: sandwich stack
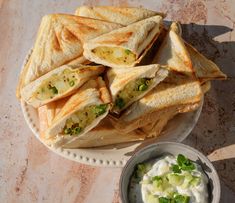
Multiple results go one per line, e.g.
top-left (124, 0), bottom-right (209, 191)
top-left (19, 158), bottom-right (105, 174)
top-left (17, 6), bottom-right (227, 148)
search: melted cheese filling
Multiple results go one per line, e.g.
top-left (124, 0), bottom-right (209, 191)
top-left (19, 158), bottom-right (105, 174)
top-left (35, 69), bottom-right (77, 100)
top-left (62, 104), bottom-right (108, 136)
top-left (113, 78), bottom-right (153, 113)
top-left (92, 46), bottom-right (136, 65)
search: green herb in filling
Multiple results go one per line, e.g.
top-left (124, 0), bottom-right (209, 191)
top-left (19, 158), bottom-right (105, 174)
top-left (73, 126), bottom-right (82, 134)
top-left (115, 97), bottom-right (125, 109)
top-left (64, 124), bottom-right (82, 136)
top-left (62, 104), bottom-right (108, 136)
top-left (35, 69), bottom-right (78, 100)
top-left (64, 128), bottom-right (71, 134)
top-left (93, 104), bottom-right (108, 117)
top-left (114, 78), bottom-right (153, 111)
top-left (125, 49), bottom-right (131, 55)
top-left (69, 80), bottom-right (75, 87)
top-left (49, 86), bottom-right (58, 94)
top-left (137, 78), bottom-right (149, 91)
top-left (138, 84), bottom-right (148, 91)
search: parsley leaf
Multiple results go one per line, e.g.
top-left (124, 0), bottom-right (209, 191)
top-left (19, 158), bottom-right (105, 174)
top-left (159, 197), bottom-right (171, 203)
top-left (174, 194), bottom-right (190, 203)
top-left (177, 154), bottom-right (195, 171)
top-left (171, 164), bottom-right (182, 173)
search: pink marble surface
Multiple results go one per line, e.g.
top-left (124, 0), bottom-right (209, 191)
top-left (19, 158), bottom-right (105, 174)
top-left (0, 0), bottom-right (235, 202)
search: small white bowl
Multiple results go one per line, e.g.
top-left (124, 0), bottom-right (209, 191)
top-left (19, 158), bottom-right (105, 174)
top-left (119, 142), bottom-right (220, 203)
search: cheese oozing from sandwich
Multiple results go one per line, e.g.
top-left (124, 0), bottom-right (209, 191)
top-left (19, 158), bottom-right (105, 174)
top-left (92, 46), bottom-right (136, 65)
top-left (34, 69), bottom-right (80, 100)
top-left (62, 104), bottom-right (108, 136)
top-left (113, 78), bottom-right (153, 113)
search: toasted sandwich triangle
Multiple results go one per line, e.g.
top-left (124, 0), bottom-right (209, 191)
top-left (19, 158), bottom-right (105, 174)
top-left (16, 14), bottom-right (122, 98)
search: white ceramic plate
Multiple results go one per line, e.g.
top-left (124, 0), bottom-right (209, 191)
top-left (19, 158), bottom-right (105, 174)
top-left (20, 49), bottom-right (203, 167)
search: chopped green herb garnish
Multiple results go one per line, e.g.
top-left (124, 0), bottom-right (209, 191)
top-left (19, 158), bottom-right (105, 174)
top-left (170, 154), bottom-right (195, 174)
top-left (171, 164), bottom-right (182, 173)
top-left (158, 194), bottom-right (190, 203)
top-left (159, 197), bottom-right (171, 203)
top-left (138, 84), bottom-right (148, 91)
top-left (115, 97), bottom-right (125, 109)
top-left (177, 154), bottom-right (195, 171)
top-left (181, 163), bottom-right (196, 171)
top-left (69, 80), bottom-right (75, 87)
top-left (125, 49), bottom-right (131, 54)
top-left (174, 194), bottom-right (190, 203)
top-left (177, 154), bottom-right (187, 165)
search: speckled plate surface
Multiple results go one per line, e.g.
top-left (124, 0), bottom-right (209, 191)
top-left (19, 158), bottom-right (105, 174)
top-left (20, 49), bottom-right (203, 167)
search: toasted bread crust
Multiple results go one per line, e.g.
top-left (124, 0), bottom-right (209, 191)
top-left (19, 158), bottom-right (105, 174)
top-left (75, 6), bottom-right (165, 25)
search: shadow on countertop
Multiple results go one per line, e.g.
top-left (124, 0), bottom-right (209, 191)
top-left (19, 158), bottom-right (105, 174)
top-left (179, 22), bottom-right (235, 194)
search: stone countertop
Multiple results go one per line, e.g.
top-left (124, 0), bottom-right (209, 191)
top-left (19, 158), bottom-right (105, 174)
top-left (0, 0), bottom-right (235, 202)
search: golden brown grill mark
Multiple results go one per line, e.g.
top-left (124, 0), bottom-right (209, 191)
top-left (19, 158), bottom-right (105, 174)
top-left (76, 22), bottom-right (98, 31)
top-left (63, 28), bottom-right (80, 42)
top-left (53, 29), bottom-right (62, 51)
top-left (93, 9), bottom-right (110, 22)
top-left (100, 32), bottom-right (133, 45)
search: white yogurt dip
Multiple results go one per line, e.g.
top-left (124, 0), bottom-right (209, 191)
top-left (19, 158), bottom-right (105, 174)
top-left (129, 154), bottom-right (209, 203)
